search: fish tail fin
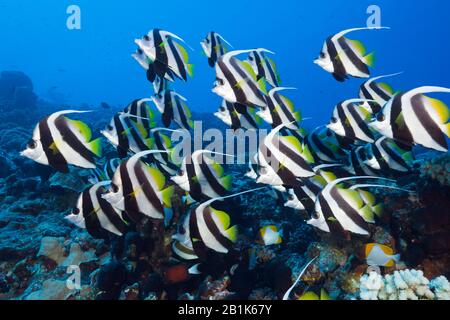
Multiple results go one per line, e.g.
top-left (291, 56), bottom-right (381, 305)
top-left (257, 77), bottom-right (268, 95)
top-left (442, 123), bottom-right (450, 138)
top-left (88, 138), bottom-right (102, 157)
top-left (187, 64), bottom-right (194, 77)
top-left (220, 175), bottom-right (232, 190)
top-left (364, 52), bottom-right (375, 67)
top-left (224, 225), bottom-right (238, 242)
top-left (161, 185), bottom-right (174, 208)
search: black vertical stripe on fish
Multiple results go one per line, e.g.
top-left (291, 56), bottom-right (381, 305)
top-left (329, 187), bottom-right (369, 233)
top-left (218, 59), bottom-right (246, 104)
top-left (346, 104), bottom-right (375, 140)
top-left (277, 138), bottom-right (312, 173)
top-left (390, 94), bottom-right (414, 145)
top-left (95, 186), bottom-right (128, 235)
top-left (272, 92), bottom-right (297, 124)
top-left (203, 206), bottom-right (234, 250)
top-left (198, 157), bottom-right (228, 196)
top-left (360, 81), bottom-right (373, 100)
top-left (370, 144), bottom-right (390, 172)
top-left (225, 101), bottom-right (241, 130)
top-left (326, 37), bottom-right (347, 82)
top-left (241, 109), bottom-right (258, 128)
top-left (113, 115), bottom-right (129, 158)
top-left (318, 194), bottom-right (345, 233)
top-left (173, 94), bottom-right (190, 129)
top-left (185, 154), bottom-right (203, 201)
top-left (292, 185), bottom-right (315, 212)
top-left (309, 132), bottom-right (336, 160)
top-left (123, 116), bottom-right (149, 152)
top-left (410, 94), bottom-right (447, 150)
top-left (167, 37), bottom-right (187, 81)
top-left (133, 160), bottom-right (164, 214)
top-left (216, 34), bottom-right (225, 56)
top-left (380, 139), bottom-right (409, 169)
top-left (39, 117), bottom-right (69, 172)
top-left (264, 54), bottom-right (279, 86)
top-left (146, 64), bottom-right (156, 82)
top-left (229, 57), bottom-right (264, 103)
top-left (253, 52), bottom-right (265, 81)
top-left (337, 37), bottom-right (369, 76)
top-left (369, 81), bottom-right (391, 102)
top-left (266, 96), bottom-right (283, 128)
top-left (189, 207), bottom-right (208, 260)
top-left (336, 103), bottom-right (355, 138)
top-left (81, 188), bottom-right (105, 239)
top-left (54, 116), bottom-right (96, 164)
top-left (153, 29), bottom-right (168, 78)
top-left (210, 33), bottom-right (217, 67)
top-left (119, 163), bottom-right (141, 222)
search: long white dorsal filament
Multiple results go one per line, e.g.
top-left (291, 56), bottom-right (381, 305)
top-left (282, 256), bottom-right (318, 300)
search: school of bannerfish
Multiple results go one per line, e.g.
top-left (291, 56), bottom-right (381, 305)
top-left (19, 26), bottom-right (450, 299)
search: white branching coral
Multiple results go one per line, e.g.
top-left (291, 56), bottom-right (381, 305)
top-left (359, 270), bottom-right (449, 300)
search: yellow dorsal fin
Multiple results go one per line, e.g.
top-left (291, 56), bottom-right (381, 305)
top-left (224, 225), bottom-right (238, 242)
top-left (239, 60), bottom-right (257, 80)
top-left (360, 204), bottom-right (375, 223)
top-left (424, 95), bottom-right (449, 123)
top-left (66, 118), bottom-right (92, 141)
top-left (298, 292), bottom-right (319, 300)
top-left (279, 135), bottom-right (302, 153)
top-left (338, 188), bottom-right (364, 209)
top-left (347, 38), bottom-right (366, 56)
top-left (147, 166), bottom-right (166, 190)
top-left (372, 203), bottom-right (383, 217)
top-left (210, 207), bottom-right (231, 229)
top-left (257, 77), bottom-right (267, 95)
top-left (176, 43), bottom-right (189, 63)
top-left (181, 101), bottom-right (192, 117)
top-left (220, 175), bottom-right (232, 190)
top-left (160, 185), bottom-right (174, 208)
top-left (88, 138), bottom-right (102, 157)
top-left (301, 143), bottom-right (315, 163)
top-left (364, 52), bottom-right (375, 67)
top-left (378, 82), bottom-right (394, 95)
top-left (211, 161), bottom-right (224, 177)
top-left (134, 121), bottom-right (148, 138)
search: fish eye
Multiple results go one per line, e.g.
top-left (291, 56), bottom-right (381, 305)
top-left (111, 183), bottom-right (119, 193)
top-left (137, 48), bottom-right (143, 54)
top-left (177, 169), bottom-right (184, 176)
top-left (205, 38), bottom-right (210, 44)
top-left (368, 154), bottom-right (374, 160)
top-left (330, 117), bottom-right (338, 124)
top-left (107, 124), bottom-right (113, 131)
top-left (143, 35), bottom-right (150, 41)
top-left (72, 207), bottom-right (80, 215)
top-left (320, 52), bottom-right (325, 59)
top-left (219, 106), bottom-right (226, 112)
top-left (288, 195), bottom-right (294, 201)
top-left (214, 78), bottom-right (224, 86)
top-left (155, 94), bottom-right (162, 99)
top-left (376, 113), bottom-right (385, 122)
top-left (27, 139), bottom-right (37, 149)
top-left (248, 56), bottom-right (254, 61)
top-left (260, 106), bottom-right (267, 111)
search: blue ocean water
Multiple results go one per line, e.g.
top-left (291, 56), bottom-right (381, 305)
top-left (1, 0), bottom-right (449, 128)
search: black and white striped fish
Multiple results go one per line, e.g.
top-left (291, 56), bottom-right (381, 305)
top-left (305, 126), bottom-right (349, 163)
top-left (131, 47), bottom-right (175, 84)
top-left (369, 86), bottom-right (450, 152)
top-left (314, 27), bottom-right (389, 81)
top-left (200, 31), bottom-right (233, 67)
top-left (344, 146), bottom-right (379, 176)
top-left (21, 110), bottom-right (102, 173)
top-left (101, 113), bottom-right (152, 158)
top-left (307, 176), bottom-right (386, 235)
top-left (148, 127), bottom-right (181, 176)
top-left (363, 137), bottom-right (414, 174)
top-left (261, 123), bottom-right (315, 179)
top-left (151, 90), bottom-right (194, 130)
top-left (171, 150), bottom-right (232, 202)
top-left (123, 98), bottom-right (156, 132)
top-left (248, 49), bottom-right (281, 87)
top-left (172, 211), bottom-right (199, 261)
top-left (65, 181), bottom-right (129, 239)
top-left (214, 100), bottom-right (262, 130)
top-left (328, 98), bottom-right (379, 143)
top-left (213, 49), bottom-right (268, 107)
top-left (135, 29), bottom-right (193, 82)
top-left (257, 87), bottom-right (301, 129)
top-left (102, 150), bottom-right (174, 222)
top-left (359, 73), bottom-right (401, 108)
top-left (153, 75), bottom-right (169, 94)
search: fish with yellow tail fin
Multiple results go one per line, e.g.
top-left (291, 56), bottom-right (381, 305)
top-left (298, 288), bottom-right (331, 300)
top-left (101, 150), bottom-right (174, 223)
top-left (214, 99), bottom-right (262, 131)
top-left (21, 110), bottom-right (102, 173)
top-left (305, 126), bottom-right (351, 163)
top-left (259, 225), bottom-right (283, 246)
top-left (247, 49), bottom-right (281, 87)
top-left (151, 90), bottom-right (194, 130)
top-left (171, 150), bottom-right (233, 202)
top-left (200, 31), bottom-right (233, 67)
top-left (369, 86), bottom-right (450, 152)
top-left (365, 243), bottom-right (400, 267)
top-left (122, 98), bottom-right (156, 132)
top-left (135, 29), bottom-right (193, 82)
top-left (213, 49), bottom-right (269, 107)
top-left (65, 181), bottom-right (130, 239)
top-left (314, 27), bottom-right (389, 81)
top-left (359, 73), bottom-right (402, 108)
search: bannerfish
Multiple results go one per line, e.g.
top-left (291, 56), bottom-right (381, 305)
top-left (328, 98), bottom-right (379, 143)
top-left (21, 110), bottom-right (102, 173)
top-left (213, 49), bottom-right (268, 107)
top-left (344, 146), bottom-right (379, 176)
top-left (259, 225), bottom-right (283, 246)
top-left (248, 49), bottom-right (281, 87)
top-left (101, 113), bottom-right (153, 158)
top-left (66, 181), bottom-right (129, 239)
top-left (214, 99), bottom-right (262, 130)
top-left (369, 86), bottom-right (450, 152)
top-left (87, 158), bottom-right (121, 184)
top-left (257, 87), bottom-right (301, 130)
top-left (363, 137), bottom-right (414, 174)
top-left (172, 212), bottom-right (199, 261)
top-left (102, 150), bottom-right (174, 222)
top-left (152, 90), bottom-right (194, 130)
top-left (305, 126), bottom-right (349, 163)
top-left (200, 31), bottom-right (233, 67)
top-left (171, 150), bottom-right (232, 202)
top-left (135, 29), bottom-right (193, 81)
top-left (314, 27), bottom-right (389, 81)
top-left (148, 127), bottom-right (181, 176)
top-left (123, 98), bottom-right (156, 132)
top-left (359, 73), bottom-right (402, 108)
top-left (365, 243), bottom-right (400, 267)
